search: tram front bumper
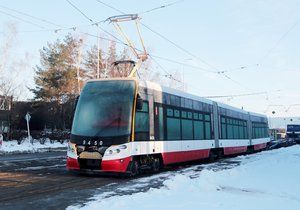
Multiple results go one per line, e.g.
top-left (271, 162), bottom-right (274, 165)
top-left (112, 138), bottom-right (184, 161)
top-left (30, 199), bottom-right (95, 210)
top-left (66, 156), bottom-right (132, 173)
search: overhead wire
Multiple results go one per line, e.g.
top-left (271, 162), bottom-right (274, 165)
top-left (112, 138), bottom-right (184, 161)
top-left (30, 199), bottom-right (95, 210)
top-left (139, 0), bottom-right (185, 15)
top-left (0, 9), bottom-right (45, 29)
top-left (215, 17), bottom-right (300, 74)
top-left (149, 54), bottom-right (182, 83)
top-left (94, 0), bottom-right (216, 76)
top-left (66, 0), bottom-right (196, 85)
top-left (0, 0), bottom-right (245, 83)
top-left (65, 0), bottom-right (93, 23)
top-left (0, 3), bottom-right (108, 34)
top-left (95, 0), bottom-right (124, 15)
top-left (204, 91), bottom-right (269, 99)
top-left (264, 104), bottom-right (300, 113)
top-left (93, 0), bottom-right (255, 91)
top-left (0, 2), bottom-right (285, 101)
top-left (258, 17), bottom-right (300, 64)
top-left (140, 22), bottom-right (218, 72)
top-left (4, 0), bottom-right (292, 101)
top-left (0, 0), bottom-right (296, 112)
top-left (0, 5), bottom-right (62, 28)
top-left (65, 0), bottom-right (127, 45)
top-left (3, 1), bottom-right (299, 78)
top-left (96, 0), bottom-right (219, 72)
top-left (84, 32), bottom-right (230, 76)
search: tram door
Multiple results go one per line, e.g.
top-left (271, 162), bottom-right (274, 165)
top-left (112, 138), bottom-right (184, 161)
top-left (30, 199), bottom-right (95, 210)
top-left (146, 94), bottom-right (155, 155)
top-left (154, 103), bottom-right (165, 142)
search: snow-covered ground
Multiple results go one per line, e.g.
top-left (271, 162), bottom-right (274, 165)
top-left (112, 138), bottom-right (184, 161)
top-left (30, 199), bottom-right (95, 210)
top-left (0, 138), bottom-right (67, 154)
top-left (69, 145), bottom-right (300, 210)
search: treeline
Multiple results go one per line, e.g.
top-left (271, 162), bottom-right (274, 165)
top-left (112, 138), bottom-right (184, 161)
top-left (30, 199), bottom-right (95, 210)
top-left (31, 34), bottom-right (147, 103)
top-left (6, 33), bottom-right (157, 138)
top-left (1, 31), bottom-right (185, 140)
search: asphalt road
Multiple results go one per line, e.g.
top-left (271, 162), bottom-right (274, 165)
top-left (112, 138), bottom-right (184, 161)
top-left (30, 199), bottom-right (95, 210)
top-left (0, 151), bottom-right (244, 210)
top-left (0, 151), bottom-right (127, 210)
top-left (1, 142), bottom-right (296, 210)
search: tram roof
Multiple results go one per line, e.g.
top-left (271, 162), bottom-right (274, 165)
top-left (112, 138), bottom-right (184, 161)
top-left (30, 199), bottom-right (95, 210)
top-left (139, 80), bottom-right (267, 119)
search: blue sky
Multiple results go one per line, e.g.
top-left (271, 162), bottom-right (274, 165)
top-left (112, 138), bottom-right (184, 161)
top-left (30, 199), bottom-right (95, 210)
top-left (0, 0), bottom-right (299, 117)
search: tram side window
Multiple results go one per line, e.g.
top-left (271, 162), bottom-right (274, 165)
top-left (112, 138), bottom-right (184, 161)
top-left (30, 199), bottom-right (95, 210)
top-left (165, 105), bottom-right (212, 140)
top-left (134, 101), bottom-right (149, 141)
top-left (243, 122), bottom-right (248, 139)
top-left (193, 113), bottom-right (211, 140)
top-left (238, 122), bottom-right (244, 139)
top-left (194, 120), bottom-right (204, 140)
top-left (181, 111), bottom-right (193, 140)
top-left (221, 117), bottom-right (227, 139)
top-left (166, 108), bottom-right (181, 140)
top-left (220, 116), bottom-right (248, 139)
top-left (204, 114), bottom-right (211, 139)
top-left (157, 106), bottom-right (164, 140)
top-left (227, 119), bottom-right (234, 139)
top-left (252, 122), bottom-right (269, 139)
top-left (233, 120), bottom-right (239, 139)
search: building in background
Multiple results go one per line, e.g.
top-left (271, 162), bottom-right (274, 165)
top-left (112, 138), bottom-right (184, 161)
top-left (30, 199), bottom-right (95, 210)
top-left (268, 117), bottom-right (300, 129)
top-left (268, 117), bottom-right (300, 141)
top-left (269, 128), bottom-right (286, 141)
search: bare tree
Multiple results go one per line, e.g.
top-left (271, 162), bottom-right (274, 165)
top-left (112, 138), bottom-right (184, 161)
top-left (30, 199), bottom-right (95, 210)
top-left (164, 69), bottom-right (185, 91)
top-left (0, 22), bottom-right (30, 103)
top-left (84, 45), bottom-right (105, 79)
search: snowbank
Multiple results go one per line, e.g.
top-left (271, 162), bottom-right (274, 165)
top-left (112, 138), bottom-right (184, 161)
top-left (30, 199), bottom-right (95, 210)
top-left (69, 145), bottom-right (300, 210)
top-left (0, 138), bottom-right (67, 154)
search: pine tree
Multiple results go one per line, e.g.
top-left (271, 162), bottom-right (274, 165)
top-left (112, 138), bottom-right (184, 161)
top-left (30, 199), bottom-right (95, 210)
top-left (32, 35), bottom-right (84, 102)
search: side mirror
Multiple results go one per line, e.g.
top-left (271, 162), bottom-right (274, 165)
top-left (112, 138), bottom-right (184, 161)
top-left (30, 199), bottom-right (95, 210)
top-left (136, 97), bottom-right (143, 110)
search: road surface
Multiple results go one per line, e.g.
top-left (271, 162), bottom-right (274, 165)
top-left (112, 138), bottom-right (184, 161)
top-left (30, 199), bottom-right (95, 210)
top-left (0, 151), bottom-right (242, 210)
top-left (0, 152), bottom-right (127, 209)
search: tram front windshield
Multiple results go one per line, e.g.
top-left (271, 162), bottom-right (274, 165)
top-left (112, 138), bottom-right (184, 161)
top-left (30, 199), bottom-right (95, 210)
top-left (72, 80), bottom-right (135, 139)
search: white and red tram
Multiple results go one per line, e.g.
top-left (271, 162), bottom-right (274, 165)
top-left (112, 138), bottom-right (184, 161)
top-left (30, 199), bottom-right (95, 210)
top-left (66, 78), bottom-right (270, 175)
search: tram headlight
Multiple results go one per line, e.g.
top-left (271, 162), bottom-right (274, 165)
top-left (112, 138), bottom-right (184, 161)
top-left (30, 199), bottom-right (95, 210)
top-left (77, 146), bottom-right (84, 153)
top-left (105, 144), bottom-right (127, 156)
top-left (119, 145), bottom-right (127, 150)
top-left (106, 149), bottom-right (119, 155)
top-left (67, 142), bottom-right (76, 155)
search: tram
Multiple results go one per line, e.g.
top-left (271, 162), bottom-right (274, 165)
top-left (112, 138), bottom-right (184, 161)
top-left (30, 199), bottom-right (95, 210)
top-left (66, 78), bottom-right (270, 175)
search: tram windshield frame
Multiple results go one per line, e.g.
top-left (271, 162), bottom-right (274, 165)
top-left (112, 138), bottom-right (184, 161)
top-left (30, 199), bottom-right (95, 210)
top-left (71, 79), bottom-right (136, 141)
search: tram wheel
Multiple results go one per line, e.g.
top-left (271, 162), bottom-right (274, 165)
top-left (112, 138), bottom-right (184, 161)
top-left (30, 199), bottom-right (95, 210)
top-left (129, 160), bottom-right (139, 177)
top-left (152, 158), bottom-right (161, 172)
top-left (208, 150), bottom-right (216, 162)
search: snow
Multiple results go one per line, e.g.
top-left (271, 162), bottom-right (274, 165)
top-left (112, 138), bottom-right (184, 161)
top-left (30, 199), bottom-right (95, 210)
top-left (0, 138), bottom-right (67, 154)
top-left (68, 145), bottom-right (300, 210)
